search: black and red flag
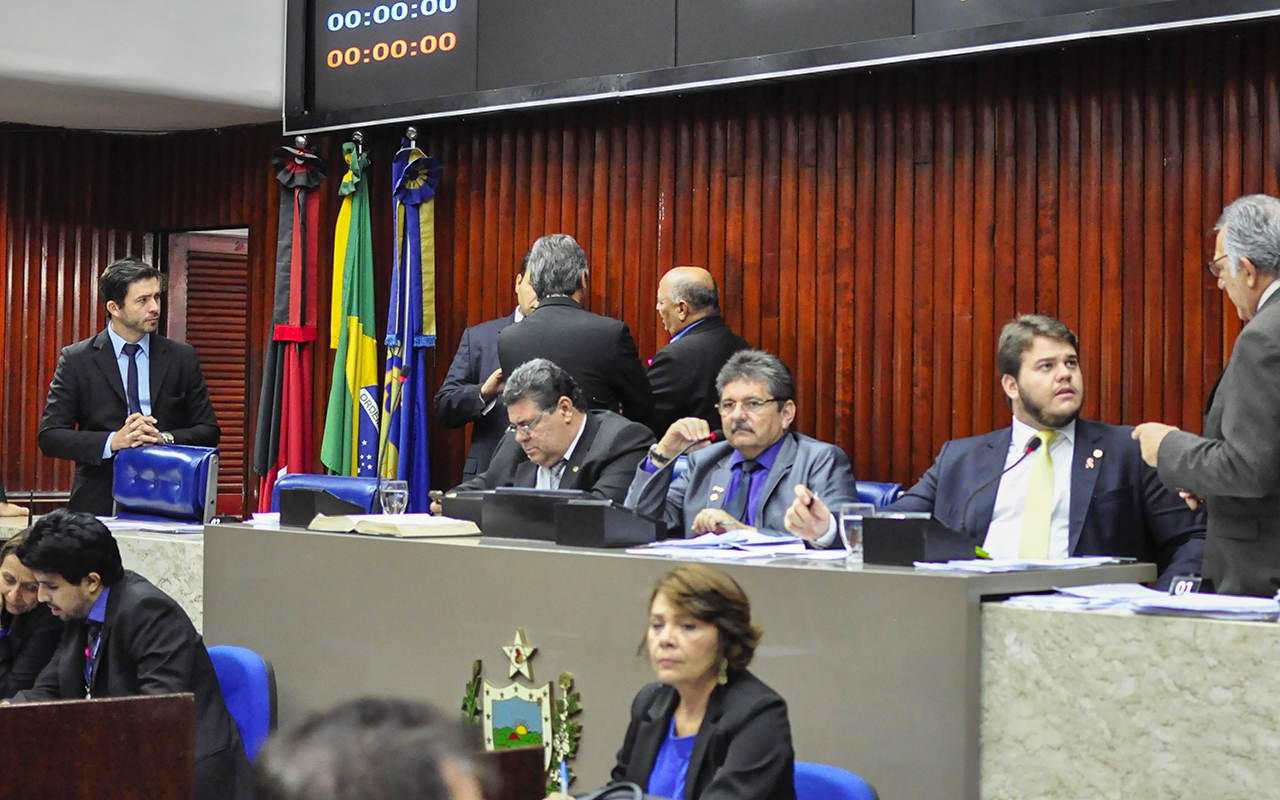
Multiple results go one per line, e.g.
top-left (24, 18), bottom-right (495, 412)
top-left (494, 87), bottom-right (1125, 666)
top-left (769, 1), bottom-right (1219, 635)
top-left (253, 142), bottom-right (326, 511)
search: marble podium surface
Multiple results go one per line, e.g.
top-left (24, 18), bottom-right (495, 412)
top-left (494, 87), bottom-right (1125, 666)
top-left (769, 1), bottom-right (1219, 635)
top-left (981, 603), bottom-right (1280, 799)
top-left (114, 529), bottom-right (205, 633)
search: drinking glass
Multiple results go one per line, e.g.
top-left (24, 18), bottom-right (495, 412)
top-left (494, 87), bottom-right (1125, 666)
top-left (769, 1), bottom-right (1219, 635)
top-left (380, 480), bottom-right (409, 514)
top-left (837, 502), bottom-right (877, 561)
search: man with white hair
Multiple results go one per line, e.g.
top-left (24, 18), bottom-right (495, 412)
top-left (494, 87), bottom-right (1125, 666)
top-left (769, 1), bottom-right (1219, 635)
top-left (1134, 194), bottom-right (1280, 596)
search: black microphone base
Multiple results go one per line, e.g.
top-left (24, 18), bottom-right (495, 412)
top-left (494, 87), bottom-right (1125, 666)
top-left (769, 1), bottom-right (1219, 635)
top-left (863, 515), bottom-right (978, 566)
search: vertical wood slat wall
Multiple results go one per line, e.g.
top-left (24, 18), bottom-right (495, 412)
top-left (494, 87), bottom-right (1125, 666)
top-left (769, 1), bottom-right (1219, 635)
top-left (2, 21), bottom-right (1278, 502)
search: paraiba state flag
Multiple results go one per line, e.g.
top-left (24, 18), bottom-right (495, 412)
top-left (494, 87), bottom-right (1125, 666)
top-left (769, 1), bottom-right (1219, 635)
top-left (379, 138), bottom-right (441, 514)
top-left (321, 142), bottom-right (379, 477)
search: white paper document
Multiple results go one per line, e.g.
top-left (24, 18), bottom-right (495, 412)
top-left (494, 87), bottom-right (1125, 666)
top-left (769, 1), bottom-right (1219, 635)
top-left (913, 556), bottom-right (1117, 573)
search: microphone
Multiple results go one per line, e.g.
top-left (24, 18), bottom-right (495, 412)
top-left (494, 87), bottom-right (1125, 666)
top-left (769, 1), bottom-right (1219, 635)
top-left (956, 434), bottom-right (1043, 540)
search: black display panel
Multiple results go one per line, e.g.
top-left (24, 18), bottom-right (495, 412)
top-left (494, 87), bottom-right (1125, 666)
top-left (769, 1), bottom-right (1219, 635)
top-left (286, 0), bottom-right (1280, 134)
top-left (477, 0), bottom-right (675, 90)
top-left (678, 0), bottom-right (912, 67)
top-left (310, 0), bottom-right (478, 115)
top-left (916, 0), bottom-right (1185, 35)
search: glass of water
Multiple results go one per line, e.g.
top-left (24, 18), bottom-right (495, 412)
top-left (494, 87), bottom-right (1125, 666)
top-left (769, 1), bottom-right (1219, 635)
top-left (837, 502), bottom-right (877, 561)
top-left (380, 480), bottom-right (409, 514)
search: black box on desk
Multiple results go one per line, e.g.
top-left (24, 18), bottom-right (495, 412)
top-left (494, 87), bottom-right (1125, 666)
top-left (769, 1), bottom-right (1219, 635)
top-left (279, 488), bottom-right (367, 528)
top-left (440, 491), bottom-right (489, 528)
top-left (555, 500), bottom-right (663, 548)
top-left (481, 488), bottom-right (594, 541)
top-left (862, 514), bottom-right (978, 566)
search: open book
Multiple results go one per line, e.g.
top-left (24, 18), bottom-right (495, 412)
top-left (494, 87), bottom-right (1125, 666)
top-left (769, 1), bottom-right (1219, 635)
top-left (308, 513), bottom-right (480, 538)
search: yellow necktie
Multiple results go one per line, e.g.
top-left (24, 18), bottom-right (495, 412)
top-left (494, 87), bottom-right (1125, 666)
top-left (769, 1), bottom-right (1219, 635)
top-left (1018, 430), bottom-right (1059, 558)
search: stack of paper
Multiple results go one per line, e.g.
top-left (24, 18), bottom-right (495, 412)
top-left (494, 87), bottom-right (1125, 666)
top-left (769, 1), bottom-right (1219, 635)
top-left (1003, 582), bottom-right (1164, 611)
top-left (913, 556), bottom-right (1118, 573)
top-left (1128, 593), bottom-right (1280, 621)
top-left (627, 529), bottom-right (807, 560)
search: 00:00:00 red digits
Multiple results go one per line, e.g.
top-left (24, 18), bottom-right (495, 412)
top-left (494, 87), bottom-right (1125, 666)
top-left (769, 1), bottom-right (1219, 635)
top-left (327, 33), bottom-right (456, 67)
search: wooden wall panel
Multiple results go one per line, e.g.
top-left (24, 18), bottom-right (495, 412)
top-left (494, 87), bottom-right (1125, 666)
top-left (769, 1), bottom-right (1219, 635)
top-left (5, 19), bottom-right (1280, 503)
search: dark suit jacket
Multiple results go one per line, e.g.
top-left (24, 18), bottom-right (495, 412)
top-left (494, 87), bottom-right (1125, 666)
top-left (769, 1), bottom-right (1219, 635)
top-left (612, 671), bottom-right (796, 800)
top-left (39, 330), bottom-right (220, 515)
top-left (1159, 290), bottom-right (1280, 596)
top-left (0, 602), bottom-right (62, 699)
top-left (888, 419), bottom-right (1205, 589)
top-left (15, 571), bottom-right (252, 800)
top-left (453, 409), bottom-right (654, 503)
top-left (626, 432), bottom-right (858, 543)
top-left (433, 312), bottom-right (516, 479)
top-left (647, 315), bottom-right (750, 437)
top-left (497, 296), bottom-right (654, 426)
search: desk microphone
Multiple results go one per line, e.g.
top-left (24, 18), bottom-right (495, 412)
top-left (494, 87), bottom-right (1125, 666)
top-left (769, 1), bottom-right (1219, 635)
top-left (665, 429), bottom-right (724, 467)
top-left (956, 434), bottom-right (1042, 540)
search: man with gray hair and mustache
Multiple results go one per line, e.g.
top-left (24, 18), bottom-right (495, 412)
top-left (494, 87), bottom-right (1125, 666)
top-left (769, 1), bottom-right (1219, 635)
top-left (432, 358), bottom-right (654, 511)
top-left (1134, 193), bottom-right (1280, 596)
top-left (626, 349), bottom-right (857, 546)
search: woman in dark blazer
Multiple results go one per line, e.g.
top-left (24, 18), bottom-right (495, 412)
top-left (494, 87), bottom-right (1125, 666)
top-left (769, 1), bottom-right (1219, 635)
top-left (588, 564), bottom-right (796, 800)
top-left (0, 530), bottom-right (62, 698)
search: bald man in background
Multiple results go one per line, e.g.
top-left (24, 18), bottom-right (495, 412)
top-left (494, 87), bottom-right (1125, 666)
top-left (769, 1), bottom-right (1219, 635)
top-left (647, 267), bottom-right (750, 438)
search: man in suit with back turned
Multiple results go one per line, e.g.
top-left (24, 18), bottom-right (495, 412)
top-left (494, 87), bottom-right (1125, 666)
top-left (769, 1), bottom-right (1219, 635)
top-left (647, 266), bottom-right (750, 438)
top-left (887, 314), bottom-right (1204, 589)
top-left (1134, 194), bottom-right (1280, 596)
top-left (12, 509), bottom-right (252, 800)
top-left (497, 233), bottom-right (653, 426)
top-left (433, 254), bottom-right (539, 480)
top-left (39, 258), bottom-right (220, 515)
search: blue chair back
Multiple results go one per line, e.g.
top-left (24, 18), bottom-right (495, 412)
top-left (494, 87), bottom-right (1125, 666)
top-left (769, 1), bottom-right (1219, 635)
top-left (794, 761), bottom-right (878, 800)
top-left (208, 645), bottom-right (277, 760)
top-left (855, 481), bottom-right (902, 509)
top-left (113, 445), bottom-right (219, 523)
top-left (270, 473), bottom-right (381, 513)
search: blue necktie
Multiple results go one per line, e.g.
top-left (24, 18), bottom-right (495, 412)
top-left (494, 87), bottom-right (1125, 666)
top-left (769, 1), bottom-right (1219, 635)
top-left (122, 342), bottom-right (142, 416)
top-left (723, 460), bottom-right (762, 524)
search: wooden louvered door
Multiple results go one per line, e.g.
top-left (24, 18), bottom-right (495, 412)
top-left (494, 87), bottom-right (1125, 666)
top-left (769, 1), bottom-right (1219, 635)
top-left (165, 231), bottom-right (251, 517)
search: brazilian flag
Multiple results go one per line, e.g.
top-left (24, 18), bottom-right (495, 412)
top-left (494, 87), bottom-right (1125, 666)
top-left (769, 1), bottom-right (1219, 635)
top-left (320, 142), bottom-right (379, 476)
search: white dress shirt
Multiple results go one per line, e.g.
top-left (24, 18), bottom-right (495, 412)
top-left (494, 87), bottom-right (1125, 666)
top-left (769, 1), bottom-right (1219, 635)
top-left (982, 417), bottom-right (1076, 560)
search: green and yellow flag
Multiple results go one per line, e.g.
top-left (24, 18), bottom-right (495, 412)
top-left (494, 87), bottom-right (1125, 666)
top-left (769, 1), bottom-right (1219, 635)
top-left (321, 142), bottom-right (379, 476)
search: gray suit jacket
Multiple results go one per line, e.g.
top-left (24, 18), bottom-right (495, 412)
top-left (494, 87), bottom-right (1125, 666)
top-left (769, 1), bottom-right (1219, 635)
top-left (625, 432), bottom-right (857, 542)
top-left (1158, 290), bottom-right (1280, 596)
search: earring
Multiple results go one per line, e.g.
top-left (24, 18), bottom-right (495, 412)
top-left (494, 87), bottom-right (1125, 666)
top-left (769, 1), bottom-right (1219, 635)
top-left (718, 660), bottom-right (729, 685)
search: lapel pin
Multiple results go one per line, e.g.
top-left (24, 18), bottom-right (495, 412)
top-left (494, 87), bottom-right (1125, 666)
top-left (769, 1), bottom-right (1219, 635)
top-left (1085, 457), bottom-right (1095, 469)
top-left (572, 465), bottom-right (579, 472)
top-left (1093, 449), bottom-right (1103, 458)
top-left (709, 493), bottom-right (720, 502)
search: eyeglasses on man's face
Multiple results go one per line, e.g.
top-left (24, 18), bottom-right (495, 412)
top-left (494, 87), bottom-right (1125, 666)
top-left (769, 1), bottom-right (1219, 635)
top-left (506, 410), bottom-right (548, 437)
top-left (1207, 254), bottom-right (1229, 279)
top-left (715, 397), bottom-right (785, 415)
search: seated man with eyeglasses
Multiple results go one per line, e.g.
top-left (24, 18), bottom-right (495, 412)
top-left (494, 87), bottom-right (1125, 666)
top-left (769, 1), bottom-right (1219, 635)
top-left (431, 358), bottom-right (654, 511)
top-left (625, 350), bottom-right (857, 546)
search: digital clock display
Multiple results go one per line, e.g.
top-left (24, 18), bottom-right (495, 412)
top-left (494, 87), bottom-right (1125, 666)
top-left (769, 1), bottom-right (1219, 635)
top-left (311, 0), bottom-right (478, 115)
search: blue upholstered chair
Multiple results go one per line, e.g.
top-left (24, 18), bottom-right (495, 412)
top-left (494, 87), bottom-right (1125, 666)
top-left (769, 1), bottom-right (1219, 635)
top-left (855, 481), bottom-right (902, 509)
top-left (208, 645), bottom-right (277, 760)
top-left (112, 445), bottom-right (219, 523)
top-left (269, 473), bottom-right (381, 513)
top-left (794, 761), bottom-right (879, 800)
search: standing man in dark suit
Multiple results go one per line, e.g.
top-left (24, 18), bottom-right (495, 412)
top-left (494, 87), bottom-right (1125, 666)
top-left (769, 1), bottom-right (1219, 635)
top-left (497, 233), bottom-right (653, 426)
top-left (434, 255), bottom-right (539, 480)
top-left (647, 266), bottom-right (750, 437)
top-left (432, 359), bottom-right (654, 508)
top-left (12, 509), bottom-right (252, 800)
top-left (1135, 194), bottom-right (1280, 596)
top-left (889, 315), bottom-right (1204, 589)
top-left (39, 258), bottom-right (220, 515)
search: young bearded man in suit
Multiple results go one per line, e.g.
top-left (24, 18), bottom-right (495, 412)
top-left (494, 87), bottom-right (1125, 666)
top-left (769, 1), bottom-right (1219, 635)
top-left (11, 509), bottom-right (252, 800)
top-left (647, 266), bottom-right (751, 438)
top-left (433, 254), bottom-right (539, 480)
top-left (432, 358), bottom-right (654, 509)
top-left (39, 258), bottom-right (220, 515)
top-left (889, 314), bottom-right (1205, 589)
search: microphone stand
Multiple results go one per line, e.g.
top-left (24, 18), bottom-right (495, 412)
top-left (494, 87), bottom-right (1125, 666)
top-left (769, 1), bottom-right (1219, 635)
top-left (957, 434), bottom-right (1043, 540)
